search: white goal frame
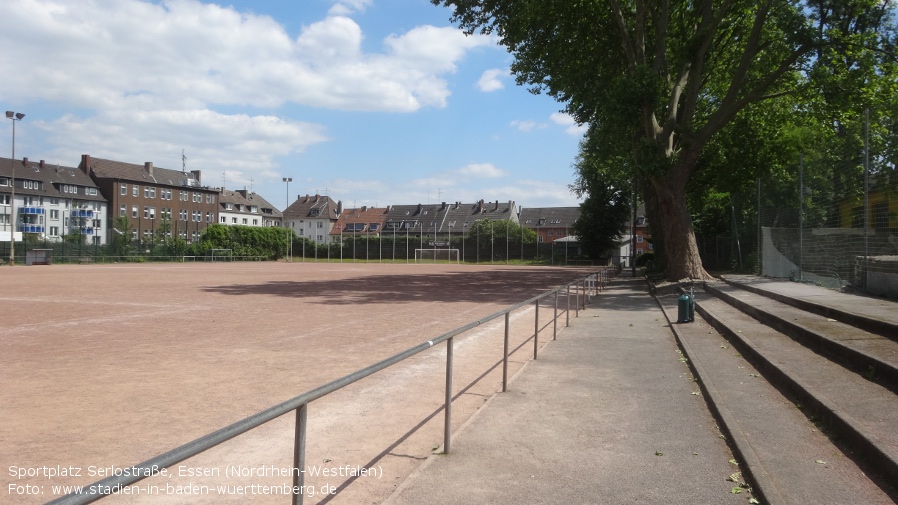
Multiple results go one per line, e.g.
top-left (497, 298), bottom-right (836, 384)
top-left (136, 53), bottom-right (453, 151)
top-left (414, 248), bottom-right (460, 264)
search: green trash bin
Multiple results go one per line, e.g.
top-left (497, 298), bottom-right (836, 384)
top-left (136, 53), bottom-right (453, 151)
top-left (677, 290), bottom-right (694, 323)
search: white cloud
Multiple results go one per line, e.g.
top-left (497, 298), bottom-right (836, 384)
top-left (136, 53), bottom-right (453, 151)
top-left (510, 120), bottom-right (539, 132)
top-left (456, 163), bottom-right (508, 178)
top-left (549, 112), bottom-right (588, 136)
top-left (0, 0), bottom-right (501, 192)
top-left (328, 0), bottom-right (372, 16)
top-left (477, 69), bottom-right (505, 92)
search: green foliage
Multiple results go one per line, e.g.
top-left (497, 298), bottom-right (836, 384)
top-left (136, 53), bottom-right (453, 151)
top-left (433, 0), bottom-right (898, 279)
top-left (194, 224), bottom-right (290, 259)
top-left (465, 219), bottom-right (536, 244)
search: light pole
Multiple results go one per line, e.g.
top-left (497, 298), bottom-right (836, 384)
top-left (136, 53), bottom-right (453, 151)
top-left (6, 111), bottom-right (24, 266)
top-left (283, 177), bottom-right (292, 262)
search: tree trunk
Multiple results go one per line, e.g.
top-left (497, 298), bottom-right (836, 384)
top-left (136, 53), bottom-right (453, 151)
top-left (651, 175), bottom-right (713, 281)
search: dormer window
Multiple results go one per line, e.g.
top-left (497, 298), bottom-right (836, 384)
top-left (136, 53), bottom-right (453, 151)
top-left (310, 209), bottom-right (321, 217)
top-left (225, 203), bottom-right (233, 210)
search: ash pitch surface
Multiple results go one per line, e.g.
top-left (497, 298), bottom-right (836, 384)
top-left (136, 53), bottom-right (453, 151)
top-left (2, 262), bottom-right (590, 504)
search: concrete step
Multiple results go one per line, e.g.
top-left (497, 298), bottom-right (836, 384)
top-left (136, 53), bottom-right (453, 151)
top-left (705, 282), bottom-right (898, 394)
top-left (690, 293), bottom-right (898, 499)
top-left (657, 294), bottom-right (896, 505)
top-left (721, 275), bottom-right (898, 342)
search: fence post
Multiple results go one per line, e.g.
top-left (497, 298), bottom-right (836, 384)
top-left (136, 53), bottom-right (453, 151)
top-left (502, 312), bottom-right (510, 392)
top-left (566, 284), bottom-right (570, 327)
top-left (533, 299), bottom-right (539, 360)
top-left (575, 282), bottom-right (580, 318)
top-left (553, 290), bottom-right (558, 340)
top-left (443, 336), bottom-right (454, 454)
top-left (292, 403), bottom-right (308, 505)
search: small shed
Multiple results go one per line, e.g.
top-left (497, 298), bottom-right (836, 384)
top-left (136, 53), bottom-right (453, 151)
top-left (26, 249), bottom-right (53, 266)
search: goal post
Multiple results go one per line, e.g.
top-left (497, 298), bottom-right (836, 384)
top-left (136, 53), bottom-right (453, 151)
top-left (206, 248), bottom-right (233, 261)
top-left (414, 248), bottom-right (460, 264)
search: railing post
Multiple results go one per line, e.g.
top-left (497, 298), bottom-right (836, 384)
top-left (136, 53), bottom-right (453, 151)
top-left (553, 290), bottom-right (558, 340)
top-left (533, 299), bottom-right (540, 359)
top-left (502, 312), bottom-right (510, 392)
top-left (444, 336), bottom-right (454, 454)
top-left (575, 282), bottom-right (580, 318)
top-left (566, 284), bottom-right (570, 327)
top-left (292, 403), bottom-right (308, 505)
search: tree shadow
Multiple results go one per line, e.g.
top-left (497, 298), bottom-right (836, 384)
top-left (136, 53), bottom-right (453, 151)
top-left (201, 269), bottom-right (592, 306)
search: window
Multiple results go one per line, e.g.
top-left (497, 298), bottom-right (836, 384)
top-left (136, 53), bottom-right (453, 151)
top-left (50, 210), bottom-right (59, 220)
top-left (0, 194), bottom-right (8, 205)
top-left (193, 192), bottom-right (201, 203)
top-left (548, 230), bottom-right (554, 236)
top-left (132, 205), bottom-right (138, 218)
top-left (232, 217), bottom-right (237, 224)
top-left (133, 185), bottom-right (139, 197)
top-left (253, 219), bottom-right (258, 225)
top-left (551, 219), bottom-right (561, 224)
top-left (144, 206), bottom-right (155, 220)
top-left (250, 206), bottom-right (257, 213)
top-left (120, 204), bottom-right (126, 216)
top-left (206, 194), bottom-right (214, 204)
top-left (448, 221), bottom-right (456, 227)
top-left (161, 189), bottom-right (172, 200)
top-left (120, 184), bottom-right (127, 196)
top-left (317, 221), bottom-right (323, 228)
top-left (49, 226), bottom-right (59, 237)
top-left (145, 187), bottom-right (156, 198)
top-left (636, 216), bottom-right (646, 226)
top-left (369, 223), bottom-right (379, 231)
top-left (242, 218), bottom-right (248, 225)
top-left (636, 248), bottom-right (643, 255)
top-left (180, 191), bottom-right (188, 202)
top-left (0, 177), bottom-right (8, 187)
top-left (179, 209), bottom-right (188, 221)
top-left (220, 216), bottom-right (226, 223)
top-left (636, 235), bottom-right (643, 244)
top-left (88, 188), bottom-right (98, 196)
top-left (206, 212), bottom-right (213, 222)
top-left (225, 203), bottom-right (233, 210)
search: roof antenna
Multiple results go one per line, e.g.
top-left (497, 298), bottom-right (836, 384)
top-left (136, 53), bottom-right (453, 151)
top-left (182, 149), bottom-right (187, 173)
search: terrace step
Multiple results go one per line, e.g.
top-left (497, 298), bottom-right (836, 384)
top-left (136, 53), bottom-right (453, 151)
top-left (704, 282), bottom-right (898, 394)
top-left (657, 292), bottom-right (898, 504)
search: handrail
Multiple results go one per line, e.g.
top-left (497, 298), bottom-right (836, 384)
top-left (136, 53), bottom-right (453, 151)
top-left (48, 269), bottom-right (610, 505)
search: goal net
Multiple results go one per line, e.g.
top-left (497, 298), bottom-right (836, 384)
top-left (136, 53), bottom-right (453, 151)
top-left (414, 248), bottom-right (460, 264)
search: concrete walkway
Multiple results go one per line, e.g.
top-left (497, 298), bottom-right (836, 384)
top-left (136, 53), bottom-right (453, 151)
top-left (384, 278), bottom-right (750, 505)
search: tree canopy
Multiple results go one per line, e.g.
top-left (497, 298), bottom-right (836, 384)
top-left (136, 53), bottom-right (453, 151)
top-left (433, 0), bottom-right (897, 279)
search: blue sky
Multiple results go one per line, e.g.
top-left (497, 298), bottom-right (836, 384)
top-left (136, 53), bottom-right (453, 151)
top-left (1, 0), bottom-right (586, 211)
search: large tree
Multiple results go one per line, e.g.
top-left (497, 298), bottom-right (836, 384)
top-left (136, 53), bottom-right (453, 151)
top-left (432, 0), bottom-right (896, 279)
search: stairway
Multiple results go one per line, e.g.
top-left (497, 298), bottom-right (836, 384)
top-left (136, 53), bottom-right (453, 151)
top-left (656, 278), bottom-right (898, 505)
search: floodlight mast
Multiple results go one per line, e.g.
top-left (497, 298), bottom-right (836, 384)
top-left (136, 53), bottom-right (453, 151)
top-left (6, 111), bottom-right (24, 266)
top-left (283, 177), bottom-right (293, 262)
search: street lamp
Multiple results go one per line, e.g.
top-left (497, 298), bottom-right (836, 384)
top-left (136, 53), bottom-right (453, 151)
top-left (283, 177), bottom-right (292, 262)
top-left (6, 111), bottom-right (24, 266)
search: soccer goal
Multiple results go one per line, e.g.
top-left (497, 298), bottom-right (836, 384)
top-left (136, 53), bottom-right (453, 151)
top-left (206, 248), bottom-right (233, 261)
top-left (414, 248), bottom-right (460, 264)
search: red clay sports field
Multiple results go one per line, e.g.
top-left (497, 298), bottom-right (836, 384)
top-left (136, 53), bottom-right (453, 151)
top-left (2, 262), bottom-right (596, 504)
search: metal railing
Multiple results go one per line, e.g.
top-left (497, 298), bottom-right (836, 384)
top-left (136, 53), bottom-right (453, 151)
top-left (49, 269), bottom-right (611, 505)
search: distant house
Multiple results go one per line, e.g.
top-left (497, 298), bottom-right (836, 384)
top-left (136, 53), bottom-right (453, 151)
top-left (283, 194), bottom-right (342, 244)
top-left (381, 200), bottom-right (518, 243)
top-left (518, 207), bottom-right (579, 244)
top-left (330, 206), bottom-right (388, 242)
top-left (80, 154), bottom-right (218, 244)
top-left (0, 157), bottom-right (108, 244)
top-left (218, 189), bottom-right (282, 227)
top-left (617, 207), bottom-right (651, 267)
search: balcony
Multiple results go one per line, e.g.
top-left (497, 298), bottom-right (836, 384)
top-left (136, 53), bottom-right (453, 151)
top-left (71, 209), bottom-right (94, 219)
top-left (20, 206), bottom-right (45, 215)
top-left (19, 224), bottom-right (45, 234)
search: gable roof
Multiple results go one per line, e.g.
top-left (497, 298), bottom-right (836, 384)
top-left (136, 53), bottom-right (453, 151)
top-left (331, 206), bottom-right (389, 235)
top-left (519, 207), bottom-right (581, 228)
top-left (0, 157), bottom-right (105, 202)
top-left (283, 194), bottom-right (340, 221)
top-left (82, 154), bottom-right (209, 190)
top-left (382, 200), bottom-right (518, 234)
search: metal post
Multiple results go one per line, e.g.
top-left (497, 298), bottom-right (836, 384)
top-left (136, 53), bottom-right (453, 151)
top-left (502, 312), bottom-right (510, 392)
top-left (533, 299), bottom-right (539, 360)
top-left (799, 153), bottom-right (804, 282)
top-left (575, 282), bottom-right (580, 317)
top-left (553, 290), bottom-right (558, 340)
top-left (566, 284), bottom-right (570, 327)
top-left (864, 108), bottom-right (870, 290)
top-left (292, 404), bottom-right (307, 505)
top-left (7, 111), bottom-right (24, 266)
top-left (443, 336), bottom-right (453, 454)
